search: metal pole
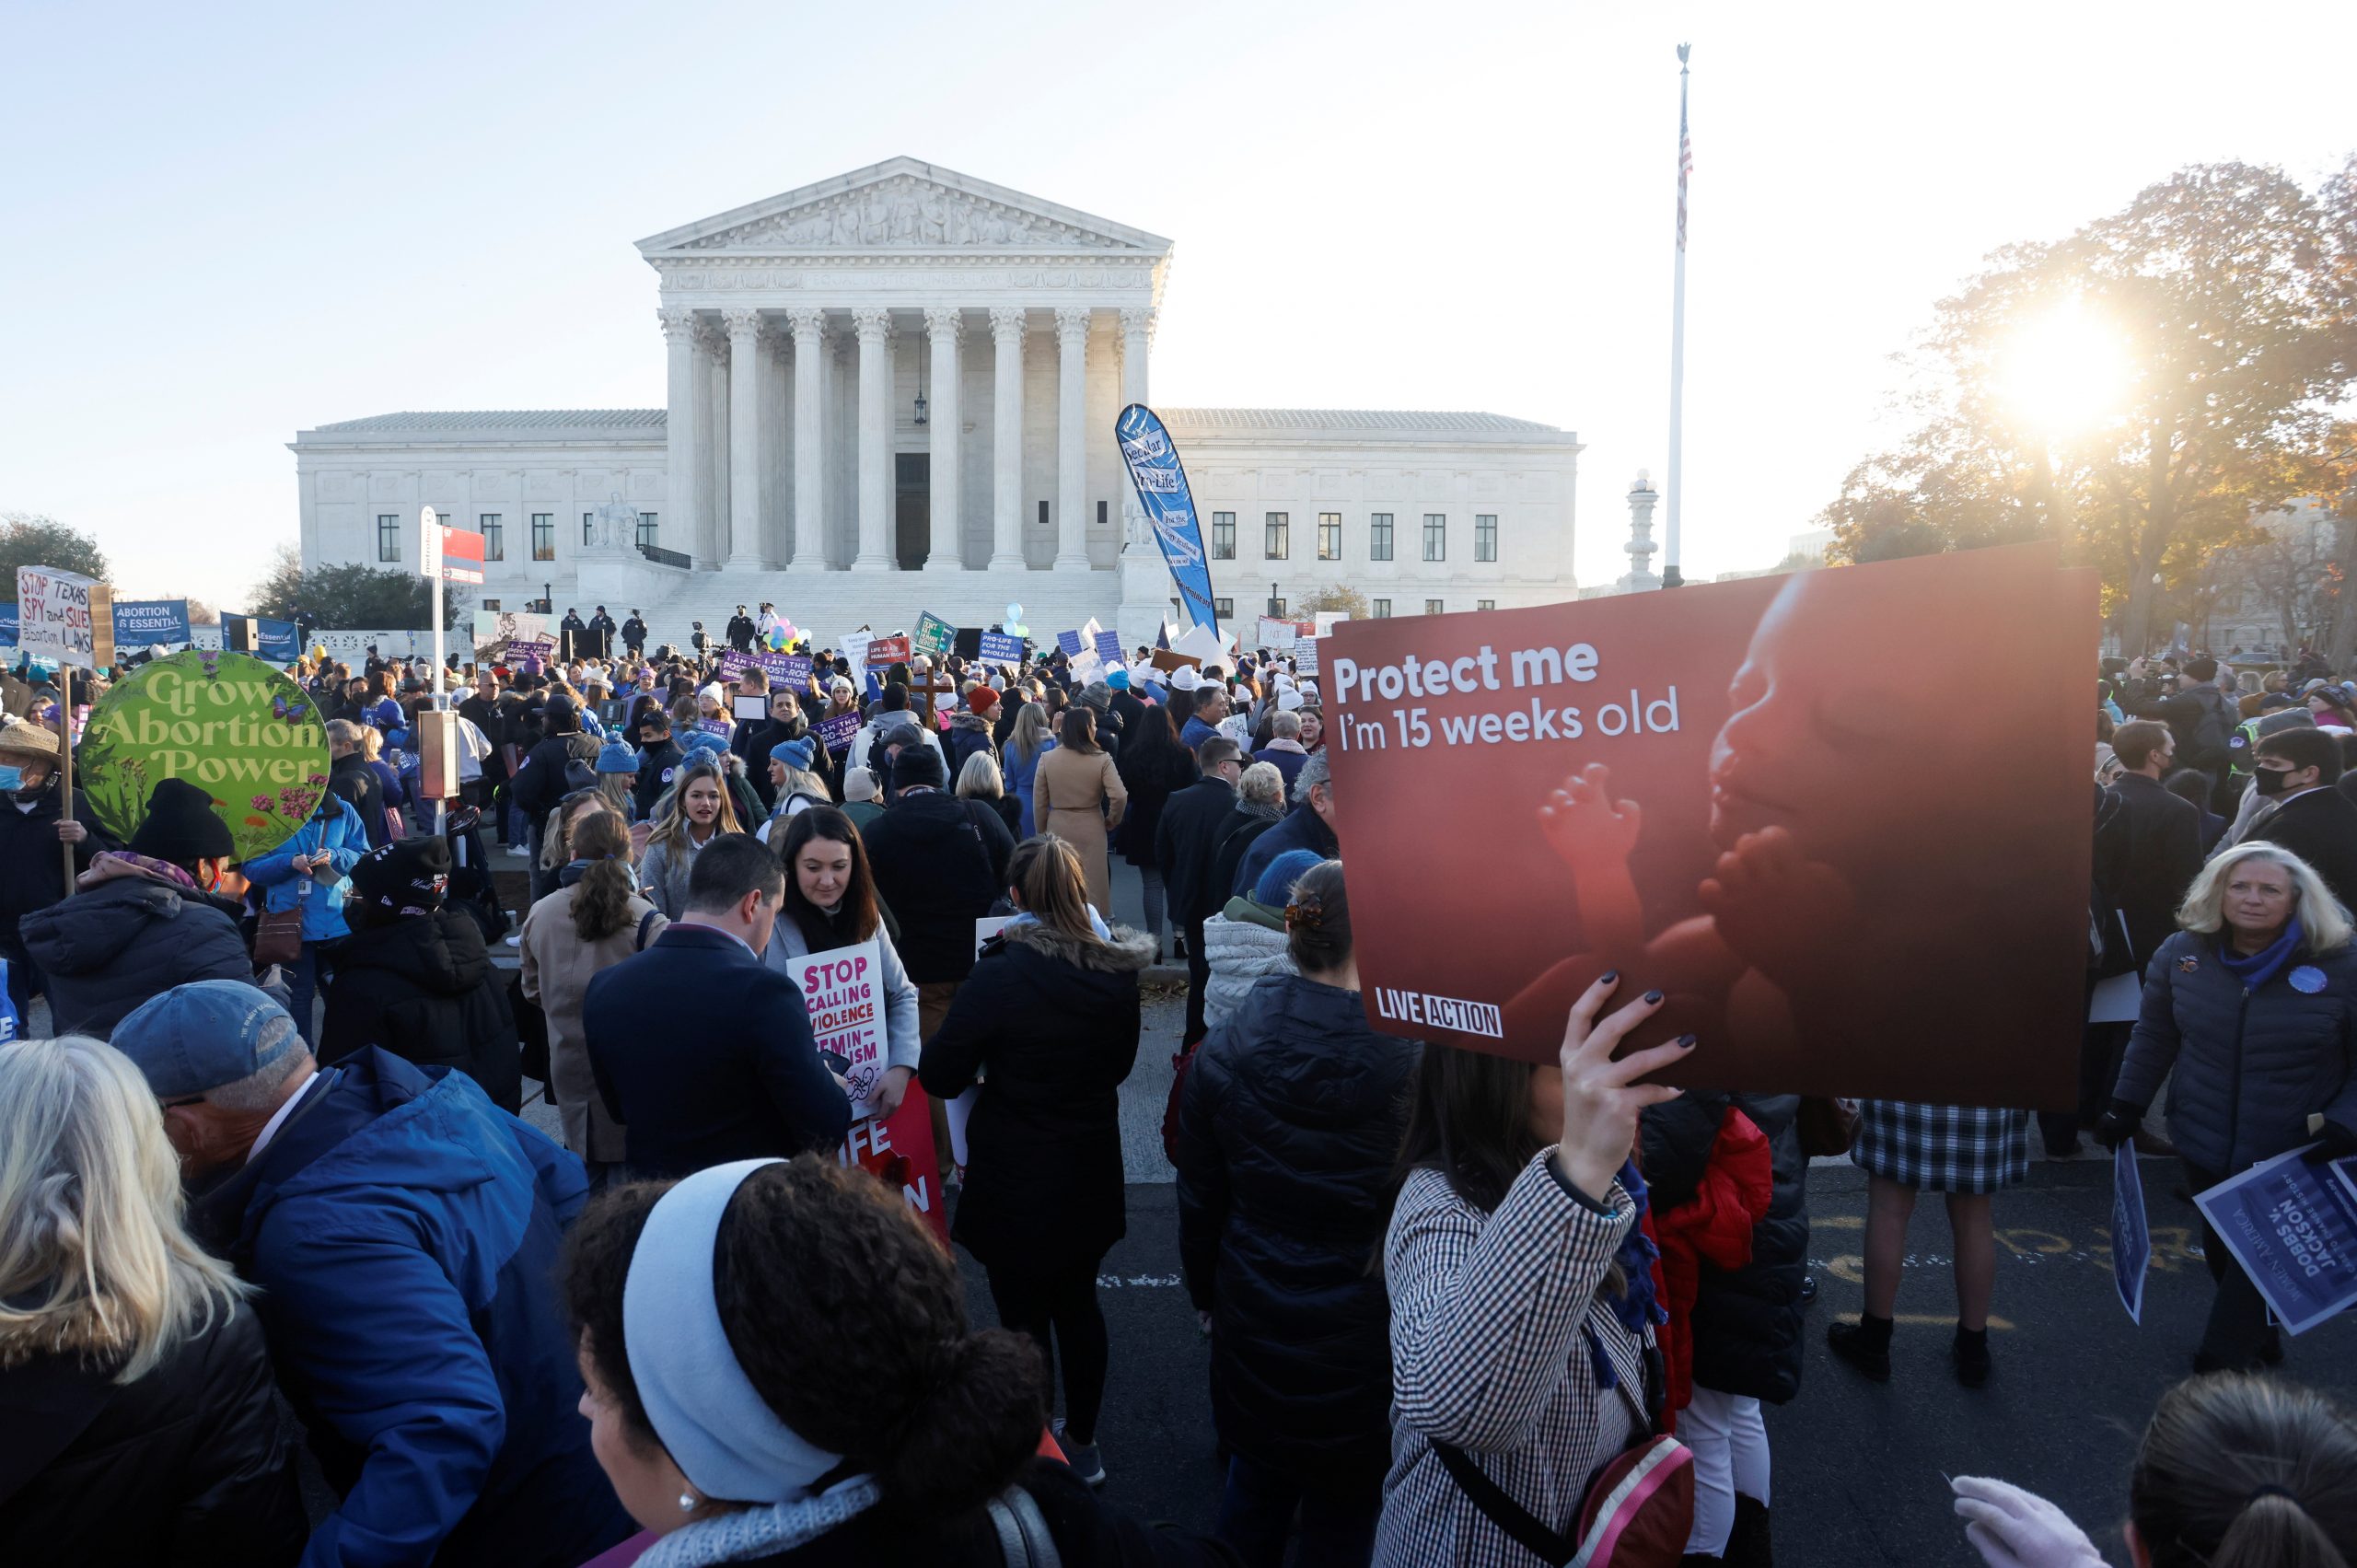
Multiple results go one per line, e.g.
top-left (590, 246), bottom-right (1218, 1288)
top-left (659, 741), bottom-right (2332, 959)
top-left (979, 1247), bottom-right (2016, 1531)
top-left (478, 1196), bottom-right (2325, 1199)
top-left (1663, 43), bottom-right (1692, 589)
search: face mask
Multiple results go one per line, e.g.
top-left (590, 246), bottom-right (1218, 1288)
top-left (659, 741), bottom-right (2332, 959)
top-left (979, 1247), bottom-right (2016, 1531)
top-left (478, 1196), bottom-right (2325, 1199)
top-left (0, 767), bottom-right (18, 792)
top-left (2254, 767), bottom-right (2292, 797)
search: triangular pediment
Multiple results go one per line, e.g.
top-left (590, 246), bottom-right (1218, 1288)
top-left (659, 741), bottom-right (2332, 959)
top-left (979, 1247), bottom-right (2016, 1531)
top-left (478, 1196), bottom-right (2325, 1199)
top-left (635, 157), bottom-right (1170, 256)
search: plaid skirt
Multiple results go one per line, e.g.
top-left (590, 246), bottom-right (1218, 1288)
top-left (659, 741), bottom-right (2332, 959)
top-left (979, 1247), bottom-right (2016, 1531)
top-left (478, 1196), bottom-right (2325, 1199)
top-left (1852, 1100), bottom-right (2028, 1194)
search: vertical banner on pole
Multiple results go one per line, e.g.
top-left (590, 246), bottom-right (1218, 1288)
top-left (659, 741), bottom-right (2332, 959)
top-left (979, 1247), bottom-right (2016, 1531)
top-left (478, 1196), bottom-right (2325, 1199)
top-left (1116, 403), bottom-right (1220, 637)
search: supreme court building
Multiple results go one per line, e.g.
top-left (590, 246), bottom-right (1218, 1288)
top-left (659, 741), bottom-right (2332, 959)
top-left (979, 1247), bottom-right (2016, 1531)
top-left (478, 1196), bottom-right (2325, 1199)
top-left (292, 157), bottom-right (1584, 649)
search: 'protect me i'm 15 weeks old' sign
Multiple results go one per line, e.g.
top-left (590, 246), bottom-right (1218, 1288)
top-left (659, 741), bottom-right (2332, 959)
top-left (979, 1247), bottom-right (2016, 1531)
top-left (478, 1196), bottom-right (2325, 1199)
top-left (1325, 542), bottom-right (2096, 1109)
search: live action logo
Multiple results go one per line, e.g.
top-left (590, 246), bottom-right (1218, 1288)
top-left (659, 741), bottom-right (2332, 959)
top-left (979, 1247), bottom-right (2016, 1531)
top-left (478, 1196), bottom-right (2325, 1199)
top-left (1373, 988), bottom-right (1504, 1039)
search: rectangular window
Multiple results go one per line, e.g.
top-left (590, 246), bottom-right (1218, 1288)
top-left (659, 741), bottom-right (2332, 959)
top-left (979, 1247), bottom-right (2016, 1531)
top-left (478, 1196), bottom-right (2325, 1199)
top-left (1372, 598), bottom-right (1392, 619)
top-left (1039, 500), bottom-right (1051, 529)
top-left (1318, 512), bottom-right (1341, 561)
top-left (1476, 514), bottom-right (1497, 562)
top-left (1265, 512), bottom-right (1289, 559)
top-left (1213, 512), bottom-right (1236, 560)
top-left (531, 515), bottom-right (554, 561)
top-left (637, 513), bottom-right (658, 550)
top-left (1214, 597), bottom-right (1233, 622)
top-left (376, 515), bottom-right (399, 562)
top-left (1268, 598), bottom-right (1287, 618)
top-left (1477, 598), bottom-right (1496, 610)
top-left (480, 598), bottom-right (502, 611)
top-left (1097, 500), bottom-right (1108, 528)
top-left (583, 511), bottom-right (596, 545)
top-left (1422, 514), bottom-right (1446, 562)
top-left (483, 514), bottom-right (506, 562)
top-left (1369, 513), bottom-right (1393, 561)
top-left (1425, 598), bottom-right (1445, 616)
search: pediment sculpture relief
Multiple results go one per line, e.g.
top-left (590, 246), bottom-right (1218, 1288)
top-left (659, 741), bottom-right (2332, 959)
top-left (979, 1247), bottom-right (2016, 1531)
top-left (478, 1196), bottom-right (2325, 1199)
top-left (685, 182), bottom-right (1126, 251)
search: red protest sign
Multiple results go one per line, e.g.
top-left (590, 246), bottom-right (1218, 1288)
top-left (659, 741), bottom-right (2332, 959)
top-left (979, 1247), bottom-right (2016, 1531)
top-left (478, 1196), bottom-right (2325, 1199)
top-left (864, 634), bottom-right (911, 668)
top-left (1324, 542), bottom-right (2096, 1109)
top-left (438, 526), bottom-right (485, 585)
top-left (841, 1086), bottom-right (950, 1245)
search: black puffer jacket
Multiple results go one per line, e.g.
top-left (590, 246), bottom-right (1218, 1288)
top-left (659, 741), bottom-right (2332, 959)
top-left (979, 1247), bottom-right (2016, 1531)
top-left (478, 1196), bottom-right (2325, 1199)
top-left (864, 791), bottom-right (1016, 983)
top-left (0, 1301), bottom-right (307, 1564)
top-left (319, 909), bottom-right (520, 1110)
top-left (0, 783), bottom-right (110, 947)
top-left (1173, 974), bottom-right (1422, 1484)
top-left (2115, 929), bottom-right (2357, 1174)
top-left (20, 870), bottom-right (253, 1036)
top-left (920, 920), bottom-right (1152, 1273)
top-left (1639, 1090), bottom-right (1809, 1404)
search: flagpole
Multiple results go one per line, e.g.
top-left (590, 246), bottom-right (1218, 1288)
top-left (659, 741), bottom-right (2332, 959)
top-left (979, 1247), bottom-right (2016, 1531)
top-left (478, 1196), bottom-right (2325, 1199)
top-left (1662, 42), bottom-right (1691, 589)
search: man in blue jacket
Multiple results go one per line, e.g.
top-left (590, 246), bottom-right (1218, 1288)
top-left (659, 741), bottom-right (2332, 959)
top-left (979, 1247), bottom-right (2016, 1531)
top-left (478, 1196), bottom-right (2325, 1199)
top-left (113, 980), bottom-right (633, 1568)
top-left (584, 832), bottom-right (851, 1179)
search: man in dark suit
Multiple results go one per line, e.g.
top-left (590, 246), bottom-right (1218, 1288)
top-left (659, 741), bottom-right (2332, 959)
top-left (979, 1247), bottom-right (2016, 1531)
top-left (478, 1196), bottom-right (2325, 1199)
top-left (587, 606), bottom-right (617, 659)
top-left (726, 605), bottom-right (758, 654)
top-left (2241, 726), bottom-right (2357, 910)
top-left (2096, 721), bottom-right (2204, 968)
top-left (1155, 736), bottom-right (1247, 1045)
top-left (559, 608), bottom-right (586, 663)
top-left (584, 834), bottom-right (850, 1179)
top-left (2050, 721), bottom-right (2204, 1156)
top-left (621, 610), bottom-right (648, 656)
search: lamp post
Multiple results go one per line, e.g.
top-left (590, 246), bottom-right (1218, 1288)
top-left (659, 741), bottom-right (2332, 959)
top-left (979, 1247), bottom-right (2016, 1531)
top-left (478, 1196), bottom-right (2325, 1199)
top-left (1268, 581), bottom-right (1280, 618)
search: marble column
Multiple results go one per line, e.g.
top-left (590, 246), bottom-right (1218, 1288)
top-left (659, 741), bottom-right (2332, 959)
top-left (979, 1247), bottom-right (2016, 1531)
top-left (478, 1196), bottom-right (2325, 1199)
top-left (1053, 308), bottom-right (1091, 570)
top-left (724, 310), bottom-right (767, 570)
top-left (989, 308), bottom-right (1026, 570)
top-left (658, 309), bottom-right (704, 567)
top-left (762, 323), bottom-right (792, 563)
top-left (704, 327), bottom-right (730, 562)
top-left (852, 308), bottom-right (893, 571)
top-left (1119, 307), bottom-right (1155, 559)
top-left (787, 308), bottom-right (827, 569)
top-left (691, 323), bottom-right (722, 568)
top-left (923, 308), bottom-right (963, 570)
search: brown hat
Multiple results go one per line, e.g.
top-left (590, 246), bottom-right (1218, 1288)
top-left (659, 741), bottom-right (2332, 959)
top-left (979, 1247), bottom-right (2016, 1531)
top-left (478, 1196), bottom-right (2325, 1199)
top-left (0, 719), bottom-right (61, 760)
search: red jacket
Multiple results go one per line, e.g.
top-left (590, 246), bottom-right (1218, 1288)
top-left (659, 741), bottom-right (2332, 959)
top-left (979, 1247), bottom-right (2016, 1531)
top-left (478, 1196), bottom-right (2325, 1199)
top-left (1652, 1109), bottom-right (1773, 1416)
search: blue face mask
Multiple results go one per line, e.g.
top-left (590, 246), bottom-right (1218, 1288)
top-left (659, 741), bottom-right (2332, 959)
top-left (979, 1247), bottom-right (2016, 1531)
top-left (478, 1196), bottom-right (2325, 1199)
top-left (0, 767), bottom-right (20, 792)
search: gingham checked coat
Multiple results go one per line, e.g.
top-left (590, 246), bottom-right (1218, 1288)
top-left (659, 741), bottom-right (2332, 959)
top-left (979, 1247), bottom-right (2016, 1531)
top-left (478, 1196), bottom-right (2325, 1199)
top-left (1375, 1153), bottom-right (1652, 1567)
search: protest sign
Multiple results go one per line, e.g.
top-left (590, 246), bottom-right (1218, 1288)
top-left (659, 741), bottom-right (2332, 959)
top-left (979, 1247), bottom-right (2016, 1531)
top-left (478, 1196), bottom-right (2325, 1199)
top-left (839, 1085), bottom-right (950, 1245)
top-left (78, 649), bottom-right (331, 863)
top-left (977, 631), bottom-right (1024, 667)
top-left (1314, 611), bottom-right (1351, 636)
top-left (718, 649), bottom-right (812, 688)
top-left (88, 586), bottom-right (116, 669)
top-left (696, 718), bottom-right (730, 739)
top-left (781, 940), bottom-right (888, 1116)
top-left (817, 712), bottom-right (861, 754)
top-left (1294, 638), bottom-right (1320, 678)
top-left (1057, 629), bottom-right (1086, 658)
top-left (1094, 628), bottom-right (1124, 668)
top-left (1258, 616), bottom-right (1297, 651)
top-left (0, 602), bottom-right (17, 648)
top-left (2195, 1145), bottom-right (2357, 1335)
top-left (865, 634), bottom-right (911, 668)
top-left (474, 610), bottom-right (555, 662)
top-left (1148, 648), bottom-right (1202, 675)
top-left (913, 611), bottom-right (957, 661)
top-left (221, 614), bottom-right (302, 664)
top-left (112, 598), bottom-right (193, 651)
top-left (16, 566), bottom-right (99, 668)
top-left (1323, 542), bottom-right (2096, 1107)
top-left (2114, 1144), bottom-right (2150, 1324)
top-left (840, 631), bottom-right (872, 674)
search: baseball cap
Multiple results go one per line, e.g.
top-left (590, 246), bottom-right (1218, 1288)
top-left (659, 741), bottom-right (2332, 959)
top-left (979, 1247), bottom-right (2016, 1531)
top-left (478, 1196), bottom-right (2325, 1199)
top-left (112, 981), bottom-right (304, 1099)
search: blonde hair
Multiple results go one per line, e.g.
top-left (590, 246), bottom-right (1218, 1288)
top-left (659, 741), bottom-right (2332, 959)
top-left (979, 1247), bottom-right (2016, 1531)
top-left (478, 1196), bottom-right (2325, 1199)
top-left (1238, 761), bottom-right (1286, 809)
top-left (646, 754), bottom-right (744, 863)
top-left (1006, 703), bottom-right (1051, 768)
top-left (2177, 844), bottom-right (2353, 954)
top-left (0, 1038), bottom-right (249, 1382)
top-left (956, 751), bottom-right (1005, 801)
top-left (360, 725), bottom-right (385, 762)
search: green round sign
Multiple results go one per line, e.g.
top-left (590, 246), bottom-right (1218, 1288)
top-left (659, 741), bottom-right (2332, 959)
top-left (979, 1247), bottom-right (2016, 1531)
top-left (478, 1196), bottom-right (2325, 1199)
top-left (79, 649), bottom-right (334, 864)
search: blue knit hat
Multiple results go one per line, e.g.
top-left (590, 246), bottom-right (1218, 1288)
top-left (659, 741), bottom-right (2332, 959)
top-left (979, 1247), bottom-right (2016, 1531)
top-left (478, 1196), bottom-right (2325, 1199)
top-left (596, 738), bottom-right (638, 773)
top-left (770, 736), bottom-right (817, 773)
top-left (1254, 848), bottom-right (1325, 907)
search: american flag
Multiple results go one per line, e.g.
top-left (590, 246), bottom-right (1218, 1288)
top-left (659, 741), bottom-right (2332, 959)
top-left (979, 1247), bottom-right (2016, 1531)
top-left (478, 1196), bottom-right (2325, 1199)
top-left (1676, 57), bottom-right (1693, 252)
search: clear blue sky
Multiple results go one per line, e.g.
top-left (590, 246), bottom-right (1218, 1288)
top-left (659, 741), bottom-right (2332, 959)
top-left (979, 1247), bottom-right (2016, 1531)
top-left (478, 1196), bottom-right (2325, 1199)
top-left (6, 0), bottom-right (2352, 608)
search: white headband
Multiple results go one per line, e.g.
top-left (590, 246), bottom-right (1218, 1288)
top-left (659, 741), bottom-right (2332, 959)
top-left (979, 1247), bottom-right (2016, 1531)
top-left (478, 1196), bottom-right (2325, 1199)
top-left (622, 1159), bottom-right (845, 1504)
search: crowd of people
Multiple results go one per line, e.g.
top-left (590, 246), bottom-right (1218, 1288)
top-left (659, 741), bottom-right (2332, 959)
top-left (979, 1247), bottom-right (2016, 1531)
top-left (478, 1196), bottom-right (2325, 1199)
top-left (0, 621), bottom-right (2354, 1567)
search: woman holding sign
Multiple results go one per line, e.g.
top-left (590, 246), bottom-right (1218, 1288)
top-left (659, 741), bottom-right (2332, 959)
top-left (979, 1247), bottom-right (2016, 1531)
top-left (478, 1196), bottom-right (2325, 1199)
top-left (2099, 844), bottom-right (2357, 1373)
top-left (761, 807), bottom-right (920, 1117)
top-left (920, 837), bottom-right (1155, 1490)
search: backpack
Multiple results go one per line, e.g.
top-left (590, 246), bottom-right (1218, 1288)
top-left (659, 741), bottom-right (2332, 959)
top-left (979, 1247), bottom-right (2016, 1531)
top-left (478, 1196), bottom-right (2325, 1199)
top-left (2182, 689), bottom-right (2234, 772)
top-left (561, 735), bottom-right (600, 794)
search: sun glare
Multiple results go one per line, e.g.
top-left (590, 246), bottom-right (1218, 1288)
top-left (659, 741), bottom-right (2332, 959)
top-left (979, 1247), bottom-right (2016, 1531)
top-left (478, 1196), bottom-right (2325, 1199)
top-left (1993, 300), bottom-right (2133, 442)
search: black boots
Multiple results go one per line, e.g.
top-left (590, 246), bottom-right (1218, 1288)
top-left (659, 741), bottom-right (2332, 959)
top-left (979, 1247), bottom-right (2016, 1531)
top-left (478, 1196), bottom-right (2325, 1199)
top-left (1826, 1313), bottom-right (1893, 1381)
top-left (1952, 1325), bottom-right (1991, 1388)
top-left (1681, 1495), bottom-right (1773, 1567)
